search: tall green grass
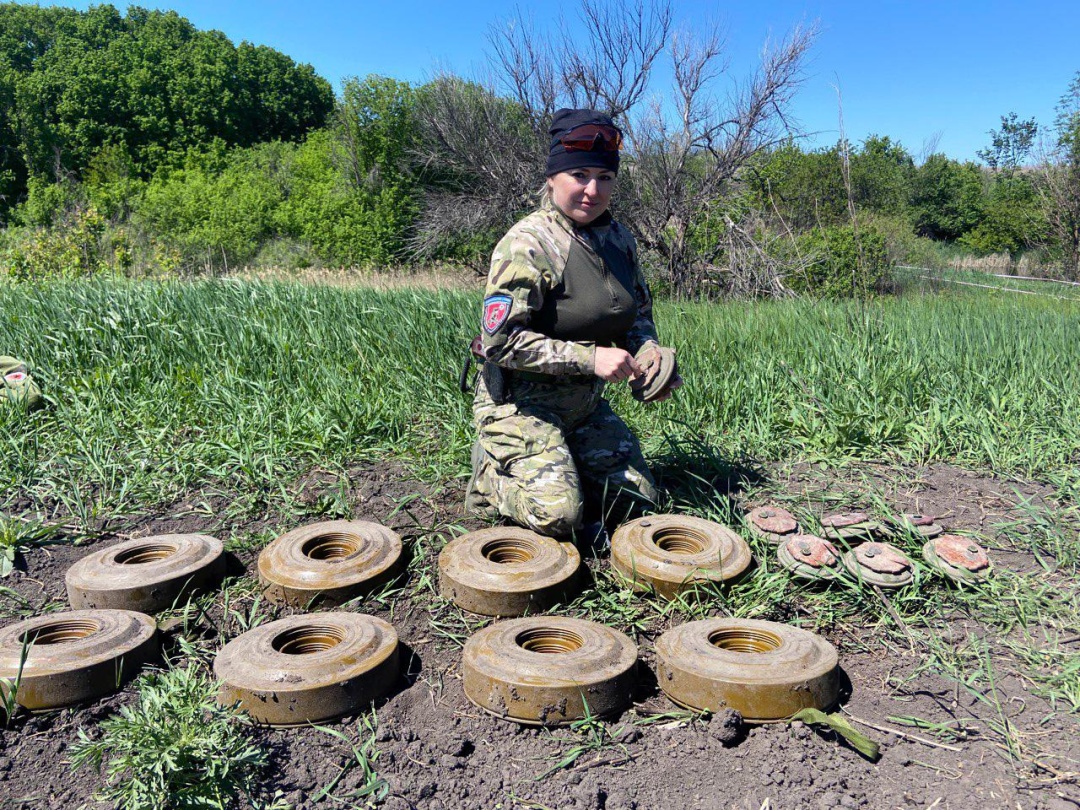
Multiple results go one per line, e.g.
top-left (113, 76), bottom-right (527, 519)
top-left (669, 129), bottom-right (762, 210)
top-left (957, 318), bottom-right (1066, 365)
top-left (0, 279), bottom-right (1077, 520)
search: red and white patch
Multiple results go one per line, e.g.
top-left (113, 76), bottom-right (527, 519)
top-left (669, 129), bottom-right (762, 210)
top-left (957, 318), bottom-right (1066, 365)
top-left (482, 295), bottom-right (512, 335)
top-left (3, 371), bottom-right (26, 384)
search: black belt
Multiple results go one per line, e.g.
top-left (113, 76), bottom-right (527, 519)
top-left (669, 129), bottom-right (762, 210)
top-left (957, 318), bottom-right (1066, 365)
top-left (511, 370), bottom-right (595, 385)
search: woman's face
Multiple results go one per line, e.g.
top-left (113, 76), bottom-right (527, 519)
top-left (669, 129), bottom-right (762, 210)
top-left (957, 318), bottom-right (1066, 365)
top-left (548, 167), bottom-right (616, 225)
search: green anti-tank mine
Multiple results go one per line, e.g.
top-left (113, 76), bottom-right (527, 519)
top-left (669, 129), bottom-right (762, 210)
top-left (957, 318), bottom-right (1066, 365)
top-left (0, 610), bottom-right (158, 711)
top-left (258, 520), bottom-right (403, 606)
top-left (610, 514), bottom-right (752, 600)
top-left (214, 613), bottom-right (399, 727)
top-left (463, 616), bottom-right (638, 726)
top-left (65, 533), bottom-right (225, 613)
top-left (438, 527), bottom-right (580, 616)
top-left (654, 618), bottom-right (839, 722)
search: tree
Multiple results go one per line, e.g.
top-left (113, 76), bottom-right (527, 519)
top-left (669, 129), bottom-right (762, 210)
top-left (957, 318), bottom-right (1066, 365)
top-left (850, 135), bottom-right (914, 215)
top-left (0, 3), bottom-right (334, 220)
top-left (1036, 73), bottom-right (1080, 278)
top-left (910, 154), bottom-right (983, 240)
top-left (414, 0), bottom-right (817, 295)
top-left (977, 112), bottom-right (1037, 174)
top-left (961, 113), bottom-right (1041, 257)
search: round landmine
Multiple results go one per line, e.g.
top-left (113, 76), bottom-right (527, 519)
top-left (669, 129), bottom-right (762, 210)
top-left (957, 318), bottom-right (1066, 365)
top-left (895, 513), bottom-right (944, 539)
top-left (746, 506), bottom-right (799, 544)
top-left (438, 527), bottom-right (580, 616)
top-left (258, 521), bottom-right (403, 606)
top-left (841, 542), bottom-right (914, 588)
top-left (463, 616), bottom-right (637, 726)
top-left (922, 534), bottom-right (991, 584)
top-left (654, 618), bottom-right (839, 722)
top-left (610, 515), bottom-right (752, 600)
top-left (820, 512), bottom-right (884, 543)
top-left (0, 610), bottom-right (157, 711)
top-left (215, 613), bottom-right (399, 726)
top-left (66, 533), bottom-right (225, 613)
top-left (777, 535), bottom-right (842, 581)
top-left (630, 346), bottom-right (678, 402)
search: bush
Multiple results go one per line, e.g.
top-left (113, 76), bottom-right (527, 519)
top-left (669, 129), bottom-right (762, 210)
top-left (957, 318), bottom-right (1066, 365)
top-left (792, 224), bottom-right (890, 297)
top-left (1, 205), bottom-right (117, 279)
top-left (69, 665), bottom-right (283, 810)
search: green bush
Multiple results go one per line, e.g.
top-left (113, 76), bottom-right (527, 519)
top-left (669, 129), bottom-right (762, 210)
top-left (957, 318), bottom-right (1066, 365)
top-left (792, 224), bottom-right (890, 297)
top-left (69, 665), bottom-right (282, 810)
top-left (1, 205), bottom-right (116, 279)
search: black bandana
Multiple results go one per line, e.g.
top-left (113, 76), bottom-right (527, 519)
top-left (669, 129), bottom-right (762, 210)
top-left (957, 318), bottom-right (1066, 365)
top-left (545, 108), bottom-right (621, 177)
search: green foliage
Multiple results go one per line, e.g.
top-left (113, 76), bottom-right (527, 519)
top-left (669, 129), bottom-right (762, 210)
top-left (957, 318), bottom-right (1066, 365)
top-left (274, 129), bottom-right (417, 267)
top-left (749, 141), bottom-right (847, 229)
top-left (850, 135), bottom-right (914, 215)
top-left (958, 174), bottom-right (1045, 256)
top-left (135, 143), bottom-right (288, 269)
top-left (68, 665), bottom-right (276, 810)
top-left (792, 224), bottom-right (890, 297)
top-left (1, 204), bottom-right (121, 279)
top-left (910, 154), bottom-right (984, 240)
top-left (978, 113), bottom-right (1038, 173)
top-left (0, 2), bottom-right (333, 219)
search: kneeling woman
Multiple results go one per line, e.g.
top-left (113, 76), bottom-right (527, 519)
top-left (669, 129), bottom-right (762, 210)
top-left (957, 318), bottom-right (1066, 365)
top-left (466, 108), bottom-right (680, 540)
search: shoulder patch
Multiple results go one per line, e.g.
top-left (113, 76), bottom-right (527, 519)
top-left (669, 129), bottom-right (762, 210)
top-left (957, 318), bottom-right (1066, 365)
top-left (482, 294), bottom-right (513, 335)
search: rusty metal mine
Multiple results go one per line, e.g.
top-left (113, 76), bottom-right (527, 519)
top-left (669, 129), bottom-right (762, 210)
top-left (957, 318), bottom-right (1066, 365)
top-left (895, 513), bottom-right (945, 539)
top-left (0, 610), bottom-right (158, 711)
top-left (463, 616), bottom-right (638, 726)
top-left (654, 617), bottom-right (840, 722)
top-left (630, 346), bottom-right (678, 402)
top-left (65, 533), bottom-right (225, 613)
top-left (777, 535), bottom-right (842, 581)
top-left (258, 520), bottom-right (403, 606)
top-left (922, 534), bottom-right (991, 584)
top-left (438, 527), bottom-right (580, 616)
top-left (820, 512), bottom-right (885, 543)
top-left (841, 541), bottom-right (915, 588)
top-left (610, 514), bottom-right (753, 600)
top-left (214, 612), bottom-right (399, 727)
top-left (746, 505), bottom-right (799, 544)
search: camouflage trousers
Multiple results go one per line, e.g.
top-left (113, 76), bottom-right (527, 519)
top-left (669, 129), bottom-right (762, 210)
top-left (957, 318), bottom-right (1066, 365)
top-left (466, 370), bottom-right (658, 538)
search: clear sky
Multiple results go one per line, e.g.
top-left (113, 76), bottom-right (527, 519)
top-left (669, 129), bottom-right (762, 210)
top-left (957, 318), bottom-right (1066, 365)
top-left (45, 0), bottom-right (1080, 162)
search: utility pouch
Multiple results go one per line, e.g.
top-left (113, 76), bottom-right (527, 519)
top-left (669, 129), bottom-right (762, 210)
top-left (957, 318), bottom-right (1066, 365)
top-left (481, 361), bottom-right (508, 404)
top-left (459, 335), bottom-right (488, 395)
top-left (0, 356), bottom-right (42, 410)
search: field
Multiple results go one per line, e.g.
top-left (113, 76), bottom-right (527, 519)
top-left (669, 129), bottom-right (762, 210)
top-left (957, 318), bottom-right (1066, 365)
top-left (0, 278), bottom-right (1078, 809)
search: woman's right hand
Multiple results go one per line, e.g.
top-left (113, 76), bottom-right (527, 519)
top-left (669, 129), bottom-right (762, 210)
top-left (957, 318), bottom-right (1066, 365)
top-left (593, 347), bottom-right (643, 383)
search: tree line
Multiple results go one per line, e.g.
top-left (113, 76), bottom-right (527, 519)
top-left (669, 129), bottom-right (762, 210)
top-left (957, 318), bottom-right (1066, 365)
top-left (2, 2), bottom-right (1079, 294)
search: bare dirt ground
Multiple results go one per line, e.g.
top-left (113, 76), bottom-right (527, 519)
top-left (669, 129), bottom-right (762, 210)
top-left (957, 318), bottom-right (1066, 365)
top-left (1, 460), bottom-right (1078, 810)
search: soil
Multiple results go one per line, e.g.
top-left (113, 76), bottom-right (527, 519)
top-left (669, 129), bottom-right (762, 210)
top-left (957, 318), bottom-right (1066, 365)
top-left (1, 460), bottom-right (1078, 810)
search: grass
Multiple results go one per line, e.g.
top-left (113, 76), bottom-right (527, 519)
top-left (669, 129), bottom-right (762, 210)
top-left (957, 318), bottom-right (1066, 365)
top-left (0, 278), bottom-right (1077, 527)
top-left (0, 275), bottom-right (1078, 790)
top-left (69, 664), bottom-right (285, 810)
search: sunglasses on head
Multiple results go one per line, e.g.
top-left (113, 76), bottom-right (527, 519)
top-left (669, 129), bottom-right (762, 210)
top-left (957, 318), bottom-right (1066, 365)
top-left (559, 124), bottom-right (623, 152)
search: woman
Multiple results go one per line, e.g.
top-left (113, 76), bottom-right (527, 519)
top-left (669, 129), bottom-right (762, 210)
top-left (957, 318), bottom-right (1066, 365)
top-left (465, 108), bottom-right (680, 541)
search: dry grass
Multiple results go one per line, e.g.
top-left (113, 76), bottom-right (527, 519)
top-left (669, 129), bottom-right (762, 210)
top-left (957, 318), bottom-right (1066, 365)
top-left (948, 253), bottom-right (1042, 276)
top-left (234, 264), bottom-right (481, 291)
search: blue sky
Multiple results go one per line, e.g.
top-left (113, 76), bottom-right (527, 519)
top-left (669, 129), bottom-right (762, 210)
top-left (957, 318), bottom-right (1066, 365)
top-left (48, 0), bottom-right (1080, 162)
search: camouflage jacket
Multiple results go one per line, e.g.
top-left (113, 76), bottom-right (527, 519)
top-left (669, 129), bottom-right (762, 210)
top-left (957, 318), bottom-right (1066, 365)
top-left (480, 198), bottom-right (659, 376)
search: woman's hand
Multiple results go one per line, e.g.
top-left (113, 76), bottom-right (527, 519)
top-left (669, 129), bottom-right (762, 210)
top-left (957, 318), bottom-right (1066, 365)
top-left (593, 347), bottom-right (643, 383)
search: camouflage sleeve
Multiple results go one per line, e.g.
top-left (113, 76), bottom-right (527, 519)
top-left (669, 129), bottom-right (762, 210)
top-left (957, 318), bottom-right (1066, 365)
top-left (480, 225), bottom-right (596, 376)
top-left (622, 233), bottom-right (660, 356)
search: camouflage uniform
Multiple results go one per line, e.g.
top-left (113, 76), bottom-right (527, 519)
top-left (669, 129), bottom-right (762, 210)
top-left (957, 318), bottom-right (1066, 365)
top-left (466, 197), bottom-right (660, 538)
